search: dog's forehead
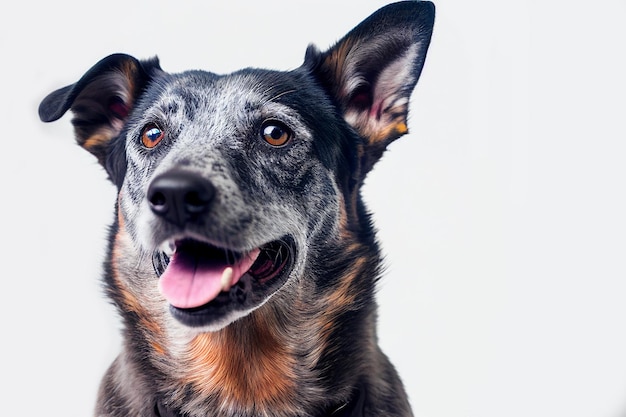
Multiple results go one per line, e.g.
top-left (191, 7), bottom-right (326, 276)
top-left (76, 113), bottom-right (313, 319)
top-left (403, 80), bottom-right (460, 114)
top-left (147, 69), bottom-right (305, 115)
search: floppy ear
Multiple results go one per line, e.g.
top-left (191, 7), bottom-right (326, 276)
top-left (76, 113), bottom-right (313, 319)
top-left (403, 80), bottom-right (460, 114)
top-left (306, 1), bottom-right (434, 172)
top-left (39, 54), bottom-right (161, 168)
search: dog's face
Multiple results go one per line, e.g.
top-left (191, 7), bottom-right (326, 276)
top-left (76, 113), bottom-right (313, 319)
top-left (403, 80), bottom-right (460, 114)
top-left (39, 2), bottom-right (434, 337)
top-left (122, 68), bottom-right (348, 331)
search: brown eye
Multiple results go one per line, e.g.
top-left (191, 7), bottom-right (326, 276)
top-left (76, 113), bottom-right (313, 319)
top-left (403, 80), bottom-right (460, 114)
top-left (141, 124), bottom-right (164, 148)
top-left (261, 121), bottom-right (292, 147)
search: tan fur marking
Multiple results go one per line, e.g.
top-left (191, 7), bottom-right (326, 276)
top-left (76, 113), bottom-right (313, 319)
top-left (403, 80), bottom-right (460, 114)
top-left (337, 195), bottom-right (351, 240)
top-left (119, 60), bottom-right (138, 99)
top-left (82, 130), bottom-right (114, 151)
top-left (395, 121), bottom-right (408, 135)
top-left (315, 249), bottom-right (368, 352)
top-left (319, 187), bottom-right (371, 345)
top-left (112, 199), bottom-right (165, 349)
top-left (151, 341), bottom-right (166, 356)
top-left (363, 111), bottom-right (409, 145)
top-left (181, 309), bottom-right (298, 412)
top-left (111, 247), bottom-right (141, 315)
top-left (322, 36), bottom-right (357, 100)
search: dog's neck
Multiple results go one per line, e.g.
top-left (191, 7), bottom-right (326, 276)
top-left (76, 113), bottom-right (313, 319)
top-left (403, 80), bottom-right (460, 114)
top-left (173, 312), bottom-right (302, 410)
top-left (147, 295), bottom-right (372, 416)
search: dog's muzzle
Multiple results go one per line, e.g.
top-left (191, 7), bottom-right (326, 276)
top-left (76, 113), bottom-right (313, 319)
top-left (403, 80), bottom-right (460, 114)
top-left (146, 169), bottom-right (297, 328)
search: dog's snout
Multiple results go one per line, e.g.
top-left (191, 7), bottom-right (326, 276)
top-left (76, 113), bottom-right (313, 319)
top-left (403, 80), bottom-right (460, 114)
top-left (147, 170), bottom-right (216, 227)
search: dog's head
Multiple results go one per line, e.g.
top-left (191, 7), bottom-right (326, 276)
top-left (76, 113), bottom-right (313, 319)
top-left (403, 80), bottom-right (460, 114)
top-left (39, 2), bottom-right (434, 334)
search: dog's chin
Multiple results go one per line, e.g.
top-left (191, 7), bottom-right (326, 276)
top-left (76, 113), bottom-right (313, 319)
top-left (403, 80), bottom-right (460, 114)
top-left (152, 236), bottom-right (295, 329)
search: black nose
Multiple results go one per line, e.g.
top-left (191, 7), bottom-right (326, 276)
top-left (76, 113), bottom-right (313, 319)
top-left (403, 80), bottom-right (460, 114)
top-left (147, 170), bottom-right (216, 227)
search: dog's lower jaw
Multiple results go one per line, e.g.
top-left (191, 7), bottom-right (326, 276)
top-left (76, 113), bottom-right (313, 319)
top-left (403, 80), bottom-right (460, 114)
top-left (149, 234), bottom-right (298, 329)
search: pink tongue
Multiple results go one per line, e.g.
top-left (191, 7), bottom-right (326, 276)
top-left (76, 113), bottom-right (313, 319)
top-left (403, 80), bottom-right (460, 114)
top-left (158, 247), bottom-right (260, 309)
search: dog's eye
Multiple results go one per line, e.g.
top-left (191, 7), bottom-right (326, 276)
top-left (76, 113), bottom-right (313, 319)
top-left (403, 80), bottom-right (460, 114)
top-left (261, 121), bottom-right (292, 147)
top-left (141, 124), bottom-right (164, 148)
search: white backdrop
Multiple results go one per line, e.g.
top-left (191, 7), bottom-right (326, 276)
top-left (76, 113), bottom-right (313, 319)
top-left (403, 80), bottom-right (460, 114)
top-left (2, 1), bottom-right (626, 416)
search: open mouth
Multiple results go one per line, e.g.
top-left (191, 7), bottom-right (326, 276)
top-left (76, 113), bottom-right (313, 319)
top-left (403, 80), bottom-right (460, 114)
top-left (152, 236), bottom-right (295, 327)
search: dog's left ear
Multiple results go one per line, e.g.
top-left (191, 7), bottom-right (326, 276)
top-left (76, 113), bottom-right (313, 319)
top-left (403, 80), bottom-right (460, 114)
top-left (306, 1), bottom-right (434, 171)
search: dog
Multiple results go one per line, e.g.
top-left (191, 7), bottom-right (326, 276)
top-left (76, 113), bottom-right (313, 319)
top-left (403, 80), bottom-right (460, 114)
top-left (39, 2), bottom-right (434, 416)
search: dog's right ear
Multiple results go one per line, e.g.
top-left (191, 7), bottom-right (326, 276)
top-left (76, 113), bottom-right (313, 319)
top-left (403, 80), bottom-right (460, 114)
top-left (39, 53), bottom-right (161, 173)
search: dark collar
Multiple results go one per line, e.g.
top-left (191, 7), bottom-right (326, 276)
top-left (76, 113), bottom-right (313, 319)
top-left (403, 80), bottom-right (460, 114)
top-left (154, 385), bottom-right (365, 417)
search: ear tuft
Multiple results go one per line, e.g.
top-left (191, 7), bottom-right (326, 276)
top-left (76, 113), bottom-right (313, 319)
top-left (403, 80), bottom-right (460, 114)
top-left (39, 54), bottom-right (161, 165)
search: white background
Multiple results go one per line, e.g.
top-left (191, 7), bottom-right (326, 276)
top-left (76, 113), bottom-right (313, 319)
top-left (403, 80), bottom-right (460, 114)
top-left (2, 0), bottom-right (626, 416)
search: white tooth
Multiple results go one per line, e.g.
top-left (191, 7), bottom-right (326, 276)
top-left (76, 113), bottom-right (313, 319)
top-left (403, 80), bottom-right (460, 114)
top-left (221, 267), bottom-right (234, 292)
top-left (160, 240), bottom-right (176, 256)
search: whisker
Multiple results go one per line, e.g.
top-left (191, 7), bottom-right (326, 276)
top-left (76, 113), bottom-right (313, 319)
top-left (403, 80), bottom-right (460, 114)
top-left (263, 89), bottom-right (297, 105)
